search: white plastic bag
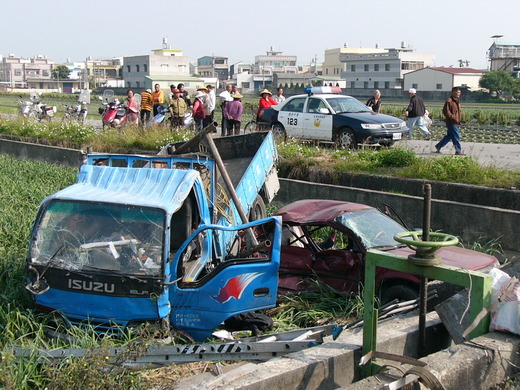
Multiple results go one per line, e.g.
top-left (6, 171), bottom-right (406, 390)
top-left (489, 268), bottom-right (520, 335)
top-left (423, 111), bottom-right (433, 128)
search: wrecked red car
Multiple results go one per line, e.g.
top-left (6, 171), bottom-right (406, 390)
top-left (274, 199), bottom-right (498, 301)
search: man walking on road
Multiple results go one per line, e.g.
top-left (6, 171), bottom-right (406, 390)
top-left (404, 88), bottom-right (431, 140)
top-left (435, 87), bottom-right (465, 155)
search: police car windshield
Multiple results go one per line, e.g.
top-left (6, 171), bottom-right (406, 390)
top-left (326, 97), bottom-right (371, 114)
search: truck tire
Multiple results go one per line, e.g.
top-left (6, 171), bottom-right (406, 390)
top-left (249, 195), bottom-right (266, 222)
top-left (380, 283), bottom-right (419, 304)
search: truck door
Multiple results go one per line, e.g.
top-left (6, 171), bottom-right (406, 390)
top-left (168, 216), bottom-right (282, 341)
top-left (277, 97), bottom-right (306, 138)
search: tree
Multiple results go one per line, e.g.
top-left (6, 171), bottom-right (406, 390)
top-left (52, 65), bottom-right (71, 80)
top-left (479, 71), bottom-right (518, 98)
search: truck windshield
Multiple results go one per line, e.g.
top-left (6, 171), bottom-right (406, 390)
top-left (30, 200), bottom-right (165, 276)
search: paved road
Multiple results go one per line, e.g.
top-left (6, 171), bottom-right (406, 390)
top-left (397, 139), bottom-right (520, 171)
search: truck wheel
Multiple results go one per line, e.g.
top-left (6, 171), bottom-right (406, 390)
top-left (249, 195), bottom-right (266, 222)
top-left (380, 283), bottom-right (419, 304)
top-left (335, 128), bottom-right (357, 149)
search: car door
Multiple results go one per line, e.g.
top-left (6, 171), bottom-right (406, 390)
top-left (277, 97), bottom-right (307, 138)
top-left (303, 97), bottom-right (333, 141)
top-left (306, 225), bottom-right (364, 295)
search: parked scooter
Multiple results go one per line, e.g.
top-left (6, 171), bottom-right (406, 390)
top-left (98, 90), bottom-right (127, 129)
top-left (63, 90), bottom-right (90, 123)
top-left (144, 105), bottom-right (169, 128)
top-left (19, 91), bottom-right (56, 121)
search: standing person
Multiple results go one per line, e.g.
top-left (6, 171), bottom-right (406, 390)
top-left (404, 88), bottom-right (431, 139)
top-left (231, 85), bottom-right (239, 96)
top-left (205, 85), bottom-right (216, 128)
top-left (140, 88), bottom-right (153, 125)
top-left (123, 89), bottom-right (139, 125)
top-left (151, 84), bottom-right (164, 116)
top-left (192, 90), bottom-right (206, 131)
top-left (273, 87), bottom-right (285, 103)
top-left (435, 87), bottom-right (465, 155)
top-left (366, 89), bottom-right (381, 113)
top-left (256, 89), bottom-right (277, 122)
top-left (177, 83), bottom-right (192, 107)
top-left (224, 92), bottom-right (243, 136)
top-left (219, 84), bottom-right (233, 136)
top-left (168, 88), bottom-right (188, 130)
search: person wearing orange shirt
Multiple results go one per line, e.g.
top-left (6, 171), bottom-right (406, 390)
top-left (151, 83), bottom-right (164, 116)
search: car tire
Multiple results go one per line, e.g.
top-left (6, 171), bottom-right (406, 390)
top-left (335, 128), bottom-right (357, 149)
top-left (380, 283), bottom-right (419, 303)
top-left (272, 123), bottom-right (286, 141)
top-left (249, 195), bottom-right (266, 222)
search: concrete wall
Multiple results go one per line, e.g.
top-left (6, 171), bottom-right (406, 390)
top-left (277, 178), bottom-right (520, 256)
top-left (0, 138), bottom-right (518, 256)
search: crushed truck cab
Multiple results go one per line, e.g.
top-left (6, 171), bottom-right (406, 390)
top-left (27, 131), bottom-right (281, 341)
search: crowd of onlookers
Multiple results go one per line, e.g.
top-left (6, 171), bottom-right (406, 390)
top-left (122, 83), bottom-right (286, 136)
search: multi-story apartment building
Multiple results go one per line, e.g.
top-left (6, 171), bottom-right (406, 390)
top-left (488, 42), bottom-right (520, 77)
top-left (0, 54), bottom-right (54, 90)
top-left (340, 44), bottom-right (435, 91)
top-left (197, 56), bottom-right (229, 83)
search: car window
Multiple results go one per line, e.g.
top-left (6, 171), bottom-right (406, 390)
top-left (326, 97), bottom-right (370, 114)
top-left (281, 97), bottom-right (306, 113)
top-left (305, 225), bottom-right (349, 250)
top-left (307, 98), bottom-right (327, 114)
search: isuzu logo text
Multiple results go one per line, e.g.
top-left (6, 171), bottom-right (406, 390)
top-left (68, 279), bottom-right (115, 293)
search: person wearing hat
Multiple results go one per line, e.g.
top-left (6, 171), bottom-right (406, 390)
top-left (140, 88), bottom-right (153, 125)
top-left (192, 90), bottom-right (206, 131)
top-left (256, 89), bottom-right (277, 122)
top-left (404, 88), bottom-right (431, 140)
top-left (224, 92), bottom-right (244, 136)
top-left (168, 88), bottom-right (188, 130)
top-left (219, 84), bottom-right (233, 136)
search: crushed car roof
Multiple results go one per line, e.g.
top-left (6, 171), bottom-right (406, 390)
top-left (274, 199), bottom-right (372, 224)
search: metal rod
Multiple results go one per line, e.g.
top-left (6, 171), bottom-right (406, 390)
top-left (418, 183), bottom-right (432, 356)
top-left (203, 132), bottom-right (259, 248)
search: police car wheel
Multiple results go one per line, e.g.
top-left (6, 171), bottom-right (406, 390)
top-left (336, 128), bottom-right (357, 149)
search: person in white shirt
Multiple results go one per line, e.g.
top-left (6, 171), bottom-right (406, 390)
top-left (273, 87), bottom-right (285, 103)
top-left (204, 85), bottom-right (216, 128)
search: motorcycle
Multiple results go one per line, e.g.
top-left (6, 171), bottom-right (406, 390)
top-left (144, 105), bottom-right (169, 128)
top-left (63, 90), bottom-right (90, 123)
top-left (19, 91), bottom-right (56, 121)
top-left (99, 90), bottom-right (141, 129)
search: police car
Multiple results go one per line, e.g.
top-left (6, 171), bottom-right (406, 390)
top-left (260, 87), bottom-right (408, 148)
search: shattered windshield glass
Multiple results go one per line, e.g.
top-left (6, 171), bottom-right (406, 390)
top-left (335, 209), bottom-right (407, 249)
top-left (30, 200), bottom-right (165, 276)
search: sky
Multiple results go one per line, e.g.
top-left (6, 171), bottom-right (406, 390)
top-left (2, 0), bottom-right (518, 70)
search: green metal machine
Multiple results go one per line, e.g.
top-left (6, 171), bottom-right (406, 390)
top-left (361, 184), bottom-right (493, 376)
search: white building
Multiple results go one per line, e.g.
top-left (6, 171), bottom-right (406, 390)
top-left (0, 54), bottom-right (54, 90)
top-left (404, 67), bottom-right (484, 92)
top-left (123, 38), bottom-right (191, 90)
top-left (322, 45), bottom-right (387, 78)
top-left (340, 45), bottom-right (436, 90)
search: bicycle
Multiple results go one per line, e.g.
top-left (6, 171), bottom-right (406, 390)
top-left (243, 103), bottom-right (272, 133)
